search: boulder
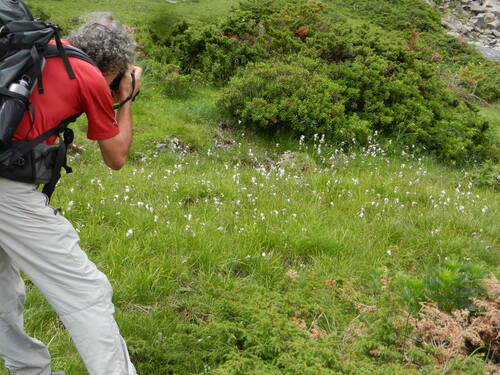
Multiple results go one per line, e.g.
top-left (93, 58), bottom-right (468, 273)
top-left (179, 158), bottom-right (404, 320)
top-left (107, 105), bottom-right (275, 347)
top-left (488, 19), bottom-right (500, 31)
top-left (471, 15), bottom-right (487, 29)
top-left (441, 13), bottom-right (462, 30)
top-left (483, 12), bottom-right (496, 22)
top-left (468, 3), bottom-right (486, 13)
top-left (475, 46), bottom-right (500, 61)
top-left (464, 24), bottom-right (475, 33)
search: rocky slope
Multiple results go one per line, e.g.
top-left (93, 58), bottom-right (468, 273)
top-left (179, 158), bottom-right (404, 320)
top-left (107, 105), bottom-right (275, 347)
top-left (426, 0), bottom-right (500, 61)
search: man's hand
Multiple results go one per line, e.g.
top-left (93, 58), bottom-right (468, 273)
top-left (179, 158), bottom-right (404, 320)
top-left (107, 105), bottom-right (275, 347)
top-left (99, 64), bottom-right (142, 170)
top-left (117, 65), bottom-right (142, 102)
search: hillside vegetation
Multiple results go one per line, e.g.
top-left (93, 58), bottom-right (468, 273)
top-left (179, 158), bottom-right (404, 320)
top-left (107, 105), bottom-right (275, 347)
top-left (3, 0), bottom-right (498, 374)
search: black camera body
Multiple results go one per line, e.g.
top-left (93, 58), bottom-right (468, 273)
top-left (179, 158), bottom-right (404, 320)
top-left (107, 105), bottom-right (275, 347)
top-left (109, 72), bottom-right (124, 91)
top-left (110, 71), bottom-right (139, 109)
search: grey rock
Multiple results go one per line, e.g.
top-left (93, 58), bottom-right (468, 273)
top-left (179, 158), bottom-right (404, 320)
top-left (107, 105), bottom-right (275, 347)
top-left (470, 3), bottom-right (487, 13)
top-left (483, 12), bottom-right (496, 22)
top-left (429, 0), bottom-right (500, 60)
top-left (156, 143), bottom-right (168, 151)
top-left (488, 19), bottom-right (500, 31)
top-left (442, 13), bottom-right (466, 31)
top-left (472, 16), bottom-right (487, 29)
top-left (475, 46), bottom-right (500, 61)
top-left (448, 31), bottom-right (463, 38)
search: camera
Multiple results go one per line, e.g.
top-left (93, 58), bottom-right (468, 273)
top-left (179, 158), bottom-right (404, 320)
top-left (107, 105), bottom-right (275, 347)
top-left (109, 70), bottom-right (140, 109)
top-left (109, 72), bottom-right (124, 91)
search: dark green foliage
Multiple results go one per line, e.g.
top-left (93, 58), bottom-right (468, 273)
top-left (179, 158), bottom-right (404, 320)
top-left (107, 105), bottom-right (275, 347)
top-left (137, 0), bottom-right (495, 162)
top-left (126, 280), bottom-right (346, 374)
top-left (157, 1), bottom-right (331, 84)
top-left (126, 278), bottom-right (443, 374)
top-left (135, 26), bottom-right (174, 65)
top-left (395, 257), bottom-right (487, 314)
top-left (218, 58), bottom-right (370, 143)
top-left (459, 61), bottom-right (500, 103)
top-left (219, 50), bottom-right (490, 161)
top-left (142, 60), bottom-right (200, 98)
top-left (469, 160), bottom-right (500, 190)
top-left (171, 21), bottom-right (257, 83)
top-left (340, 0), bottom-right (442, 33)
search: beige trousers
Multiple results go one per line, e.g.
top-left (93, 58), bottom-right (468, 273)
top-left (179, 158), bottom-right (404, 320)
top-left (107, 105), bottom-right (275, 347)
top-left (0, 177), bottom-right (136, 375)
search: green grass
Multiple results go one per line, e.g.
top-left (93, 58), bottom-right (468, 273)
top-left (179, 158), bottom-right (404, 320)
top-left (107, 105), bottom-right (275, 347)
top-left (25, 0), bottom-right (240, 37)
top-left (3, 80), bottom-right (498, 373)
top-left (2, 0), bottom-right (499, 374)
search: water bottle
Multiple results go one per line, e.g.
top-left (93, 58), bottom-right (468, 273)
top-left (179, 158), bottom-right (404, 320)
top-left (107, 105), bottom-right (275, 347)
top-left (0, 77), bottom-right (30, 150)
top-left (7, 78), bottom-right (30, 97)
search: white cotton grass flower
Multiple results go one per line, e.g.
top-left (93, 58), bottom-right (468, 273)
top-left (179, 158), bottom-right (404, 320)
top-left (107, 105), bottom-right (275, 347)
top-left (125, 229), bottom-right (133, 238)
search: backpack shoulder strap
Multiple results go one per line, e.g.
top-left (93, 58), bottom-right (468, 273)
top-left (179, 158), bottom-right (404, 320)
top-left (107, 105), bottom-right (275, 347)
top-left (36, 43), bottom-right (96, 94)
top-left (44, 44), bottom-right (96, 67)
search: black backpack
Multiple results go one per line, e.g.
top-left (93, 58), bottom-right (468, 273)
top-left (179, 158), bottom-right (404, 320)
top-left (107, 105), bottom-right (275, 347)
top-left (0, 0), bottom-right (95, 199)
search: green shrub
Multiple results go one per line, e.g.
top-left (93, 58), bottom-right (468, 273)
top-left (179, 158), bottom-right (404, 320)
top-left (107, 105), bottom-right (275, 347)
top-left (217, 58), bottom-right (371, 143)
top-left (171, 21), bottom-right (257, 83)
top-left (459, 62), bottom-right (500, 103)
top-left (134, 26), bottom-right (175, 65)
top-left (142, 60), bottom-right (200, 98)
top-left (343, 0), bottom-right (442, 33)
top-left (395, 257), bottom-right (487, 314)
top-left (469, 160), bottom-right (500, 190)
top-left (219, 51), bottom-right (491, 161)
top-left (145, 0), bottom-right (494, 162)
top-left (166, 1), bottom-right (334, 84)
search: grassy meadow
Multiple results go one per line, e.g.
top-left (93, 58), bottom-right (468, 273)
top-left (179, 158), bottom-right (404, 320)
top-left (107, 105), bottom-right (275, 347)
top-left (2, 0), bottom-right (499, 374)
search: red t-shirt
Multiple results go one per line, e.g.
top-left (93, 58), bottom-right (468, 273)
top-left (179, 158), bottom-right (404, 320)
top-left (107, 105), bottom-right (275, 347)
top-left (12, 41), bottom-right (119, 144)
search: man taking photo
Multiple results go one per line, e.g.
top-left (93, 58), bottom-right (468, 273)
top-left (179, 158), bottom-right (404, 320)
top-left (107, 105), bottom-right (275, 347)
top-left (0, 13), bottom-right (141, 375)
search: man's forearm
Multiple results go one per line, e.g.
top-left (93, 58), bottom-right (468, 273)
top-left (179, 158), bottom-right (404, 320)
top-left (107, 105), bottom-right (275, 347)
top-left (98, 102), bottom-right (133, 170)
top-left (116, 101), bottom-right (133, 153)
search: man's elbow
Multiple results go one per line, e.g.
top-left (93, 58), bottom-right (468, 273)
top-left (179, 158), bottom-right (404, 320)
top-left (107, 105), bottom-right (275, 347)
top-left (106, 156), bottom-right (126, 170)
top-left (99, 138), bottom-right (130, 171)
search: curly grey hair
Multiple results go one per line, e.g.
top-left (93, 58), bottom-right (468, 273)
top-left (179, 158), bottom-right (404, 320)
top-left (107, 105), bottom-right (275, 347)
top-left (67, 15), bottom-right (135, 75)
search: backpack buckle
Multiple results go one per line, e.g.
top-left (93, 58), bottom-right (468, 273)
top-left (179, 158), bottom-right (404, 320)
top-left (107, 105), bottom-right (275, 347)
top-left (12, 156), bottom-right (25, 167)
